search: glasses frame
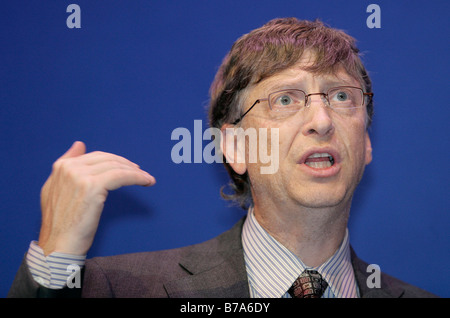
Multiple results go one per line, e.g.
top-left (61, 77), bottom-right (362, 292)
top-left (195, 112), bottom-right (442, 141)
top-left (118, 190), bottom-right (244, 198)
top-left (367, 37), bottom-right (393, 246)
top-left (232, 86), bottom-right (374, 125)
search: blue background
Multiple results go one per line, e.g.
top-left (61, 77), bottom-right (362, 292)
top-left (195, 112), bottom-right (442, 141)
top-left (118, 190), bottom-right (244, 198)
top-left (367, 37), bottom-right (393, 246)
top-left (1, 0), bottom-right (448, 297)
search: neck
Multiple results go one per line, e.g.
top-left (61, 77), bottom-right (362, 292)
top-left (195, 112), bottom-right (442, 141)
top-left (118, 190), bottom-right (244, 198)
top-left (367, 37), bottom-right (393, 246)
top-left (253, 201), bottom-right (351, 267)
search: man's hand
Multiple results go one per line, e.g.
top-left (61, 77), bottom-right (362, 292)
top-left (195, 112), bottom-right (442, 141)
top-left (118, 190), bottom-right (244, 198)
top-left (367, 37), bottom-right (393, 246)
top-left (37, 141), bottom-right (156, 256)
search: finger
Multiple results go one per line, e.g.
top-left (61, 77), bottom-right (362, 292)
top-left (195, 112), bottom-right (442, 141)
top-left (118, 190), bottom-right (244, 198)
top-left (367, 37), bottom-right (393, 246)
top-left (99, 169), bottom-right (156, 191)
top-left (86, 160), bottom-right (146, 176)
top-left (59, 141), bottom-right (86, 160)
top-left (75, 151), bottom-right (141, 168)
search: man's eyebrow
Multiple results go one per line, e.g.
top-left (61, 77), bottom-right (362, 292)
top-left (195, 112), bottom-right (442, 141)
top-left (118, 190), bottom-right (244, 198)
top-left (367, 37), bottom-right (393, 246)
top-left (324, 75), bottom-right (360, 85)
top-left (264, 82), bottom-right (303, 92)
top-left (259, 77), bottom-right (307, 92)
top-left (262, 78), bottom-right (358, 93)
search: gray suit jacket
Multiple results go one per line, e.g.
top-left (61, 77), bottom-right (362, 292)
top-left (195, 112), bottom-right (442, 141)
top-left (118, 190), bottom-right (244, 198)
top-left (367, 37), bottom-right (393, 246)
top-left (8, 218), bottom-right (437, 298)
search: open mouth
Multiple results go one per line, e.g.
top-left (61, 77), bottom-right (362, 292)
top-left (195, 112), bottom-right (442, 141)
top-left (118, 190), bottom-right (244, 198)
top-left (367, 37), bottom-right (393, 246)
top-left (304, 153), bottom-right (335, 168)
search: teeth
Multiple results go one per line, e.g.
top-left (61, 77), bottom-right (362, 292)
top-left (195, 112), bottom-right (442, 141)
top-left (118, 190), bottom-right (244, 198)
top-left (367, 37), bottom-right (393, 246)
top-left (308, 153), bottom-right (332, 158)
top-left (305, 152), bottom-right (335, 168)
top-left (305, 161), bottom-right (332, 168)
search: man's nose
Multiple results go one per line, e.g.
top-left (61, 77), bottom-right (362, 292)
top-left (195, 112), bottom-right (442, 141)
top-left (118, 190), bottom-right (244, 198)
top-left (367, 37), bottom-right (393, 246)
top-left (301, 95), bottom-right (334, 137)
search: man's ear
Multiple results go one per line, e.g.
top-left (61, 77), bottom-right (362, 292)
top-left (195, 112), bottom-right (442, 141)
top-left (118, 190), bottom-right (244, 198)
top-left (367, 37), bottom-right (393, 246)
top-left (221, 124), bottom-right (247, 175)
top-left (365, 131), bottom-right (372, 165)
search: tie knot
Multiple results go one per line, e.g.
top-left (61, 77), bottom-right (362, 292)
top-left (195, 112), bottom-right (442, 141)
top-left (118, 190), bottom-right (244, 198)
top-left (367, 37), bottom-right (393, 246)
top-left (288, 270), bottom-right (328, 298)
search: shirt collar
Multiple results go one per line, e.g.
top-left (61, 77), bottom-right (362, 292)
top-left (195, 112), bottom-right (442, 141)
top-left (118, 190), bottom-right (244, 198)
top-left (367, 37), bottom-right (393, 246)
top-left (242, 208), bottom-right (358, 298)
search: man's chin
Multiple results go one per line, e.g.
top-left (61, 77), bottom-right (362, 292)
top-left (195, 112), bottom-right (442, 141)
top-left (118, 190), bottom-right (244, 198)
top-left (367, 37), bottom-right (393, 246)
top-left (290, 192), bottom-right (350, 210)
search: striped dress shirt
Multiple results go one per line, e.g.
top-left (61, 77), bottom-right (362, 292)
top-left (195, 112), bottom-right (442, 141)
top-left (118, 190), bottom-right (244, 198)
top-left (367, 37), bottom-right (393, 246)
top-left (26, 213), bottom-right (358, 296)
top-left (242, 210), bottom-right (359, 298)
top-left (26, 241), bottom-right (85, 289)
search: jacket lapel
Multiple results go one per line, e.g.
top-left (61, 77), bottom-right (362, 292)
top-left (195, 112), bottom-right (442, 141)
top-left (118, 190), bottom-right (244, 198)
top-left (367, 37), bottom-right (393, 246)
top-left (164, 218), bottom-right (250, 298)
top-left (164, 248), bottom-right (250, 297)
top-left (164, 218), bottom-right (406, 298)
top-left (351, 248), bottom-right (405, 298)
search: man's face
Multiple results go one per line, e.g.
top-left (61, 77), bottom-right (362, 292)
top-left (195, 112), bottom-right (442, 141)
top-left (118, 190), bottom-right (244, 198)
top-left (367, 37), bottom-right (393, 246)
top-left (228, 57), bottom-right (372, 211)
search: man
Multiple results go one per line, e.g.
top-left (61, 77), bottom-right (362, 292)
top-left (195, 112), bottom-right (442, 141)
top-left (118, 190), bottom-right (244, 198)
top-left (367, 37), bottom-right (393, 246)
top-left (8, 18), bottom-right (435, 298)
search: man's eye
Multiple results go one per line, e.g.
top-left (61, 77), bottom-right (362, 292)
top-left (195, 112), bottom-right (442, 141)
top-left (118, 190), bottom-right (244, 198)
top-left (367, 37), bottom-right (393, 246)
top-left (277, 95), bottom-right (292, 105)
top-left (270, 90), bottom-right (304, 111)
top-left (334, 91), bottom-right (348, 101)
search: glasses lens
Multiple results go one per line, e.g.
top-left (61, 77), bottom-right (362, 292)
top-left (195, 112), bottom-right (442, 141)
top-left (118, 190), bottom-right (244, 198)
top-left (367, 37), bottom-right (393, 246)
top-left (269, 90), bottom-right (306, 112)
top-left (328, 87), bottom-right (363, 109)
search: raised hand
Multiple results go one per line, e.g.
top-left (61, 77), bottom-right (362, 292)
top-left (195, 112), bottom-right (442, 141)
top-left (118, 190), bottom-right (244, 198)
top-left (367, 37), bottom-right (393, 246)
top-left (38, 141), bottom-right (155, 256)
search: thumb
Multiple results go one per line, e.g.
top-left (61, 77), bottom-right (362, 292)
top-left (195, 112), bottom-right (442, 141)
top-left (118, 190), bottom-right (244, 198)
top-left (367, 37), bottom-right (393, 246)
top-left (59, 141), bottom-right (86, 159)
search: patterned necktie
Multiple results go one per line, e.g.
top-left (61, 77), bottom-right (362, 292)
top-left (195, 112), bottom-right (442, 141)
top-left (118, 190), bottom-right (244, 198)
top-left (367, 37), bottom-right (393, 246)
top-left (288, 269), bottom-right (328, 298)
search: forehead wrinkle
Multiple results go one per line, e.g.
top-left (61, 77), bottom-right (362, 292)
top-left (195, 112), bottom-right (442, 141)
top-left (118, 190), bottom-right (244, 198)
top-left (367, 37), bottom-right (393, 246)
top-left (253, 67), bottom-right (359, 98)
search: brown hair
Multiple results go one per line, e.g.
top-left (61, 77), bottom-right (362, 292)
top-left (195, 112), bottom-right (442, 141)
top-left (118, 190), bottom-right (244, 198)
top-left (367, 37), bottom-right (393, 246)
top-left (208, 17), bottom-right (373, 209)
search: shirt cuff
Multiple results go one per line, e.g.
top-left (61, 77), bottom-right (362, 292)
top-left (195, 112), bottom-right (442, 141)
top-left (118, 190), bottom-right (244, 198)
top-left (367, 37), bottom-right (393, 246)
top-left (26, 241), bottom-right (86, 289)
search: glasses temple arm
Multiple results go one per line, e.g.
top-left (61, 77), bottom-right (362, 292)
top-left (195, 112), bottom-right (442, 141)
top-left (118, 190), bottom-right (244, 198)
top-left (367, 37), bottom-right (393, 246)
top-left (232, 99), bottom-right (261, 125)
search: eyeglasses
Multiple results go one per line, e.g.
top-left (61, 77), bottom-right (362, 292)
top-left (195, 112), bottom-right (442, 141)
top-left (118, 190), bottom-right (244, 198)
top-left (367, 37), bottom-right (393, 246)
top-left (233, 86), bottom-right (373, 124)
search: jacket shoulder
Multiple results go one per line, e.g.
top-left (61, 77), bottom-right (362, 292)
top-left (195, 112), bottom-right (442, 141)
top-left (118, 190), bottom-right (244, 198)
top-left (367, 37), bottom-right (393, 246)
top-left (351, 248), bottom-right (438, 298)
top-left (82, 218), bottom-right (246, 297)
